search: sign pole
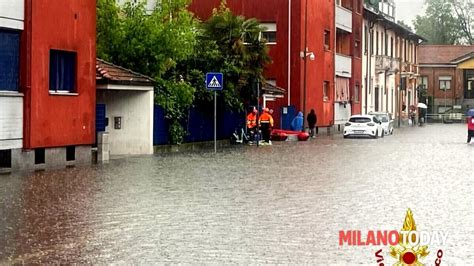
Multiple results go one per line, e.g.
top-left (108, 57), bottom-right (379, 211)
top-left (205, 72), bottom-right (223, 153)
top-left (214, 90), bottom-right (217, 153)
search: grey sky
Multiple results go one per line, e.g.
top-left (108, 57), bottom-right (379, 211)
top-left (395, 0), bottom-right (426, 28)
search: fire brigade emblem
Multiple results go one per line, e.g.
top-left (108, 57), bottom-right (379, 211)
top-left (389, 209), bottom-right (429, 265)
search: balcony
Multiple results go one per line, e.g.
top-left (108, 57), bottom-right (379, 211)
top-left (375, 56), bottom-right (399, 74)
top-left (336, 5), bottom-right (352, 33)
top-left (335, 54), bottom-right (352, 78)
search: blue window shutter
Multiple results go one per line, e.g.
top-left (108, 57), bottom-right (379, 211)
top-left (0, 30), bottom-right (20, 91)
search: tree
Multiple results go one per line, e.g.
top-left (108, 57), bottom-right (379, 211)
top-left (413, 0), bottom-right (473, 44)
top-left (96, 0), bottom-right (122, 61)
top-left (450, 0), bottom-right (473, 44)
top-left (182, 2), bottom-right (271, 112)
top-left (96, 0), bottom-right (271, 144)
top-left (413, 0), bottom-right (460, 44)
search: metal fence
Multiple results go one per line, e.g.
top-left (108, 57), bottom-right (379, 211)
top-left (425, 113), bottom-right (468, 124)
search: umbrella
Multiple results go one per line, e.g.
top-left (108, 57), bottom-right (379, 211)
top-left (466, 109), bottom-right (474, 116)
top-left (417, 103), bottom-right (428, 109)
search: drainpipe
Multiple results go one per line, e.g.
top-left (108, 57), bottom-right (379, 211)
top-left (287, 0), bottom-right (292, 107)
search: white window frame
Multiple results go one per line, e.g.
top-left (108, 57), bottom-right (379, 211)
top-left (439, 76), bottom-right (452, 90)
top-left (260, 23), bottom-right (277, 45)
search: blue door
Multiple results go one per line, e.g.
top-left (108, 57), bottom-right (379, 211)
top-left (96, 104), bottom-right (107, 133)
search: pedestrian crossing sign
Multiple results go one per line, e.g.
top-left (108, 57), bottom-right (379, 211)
top-left (206, 72), bottom-right (223, 90)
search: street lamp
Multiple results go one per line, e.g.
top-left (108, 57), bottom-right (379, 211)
top-left (300, 0), bottom-right (313, 131)
top-left (300, 49), bottom-right (315, 131)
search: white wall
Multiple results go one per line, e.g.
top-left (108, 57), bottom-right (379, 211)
top-left (334, 103), bottom-right (352, 124)
top-left (0, 0), bottom-right (24, 30)
top-left (0, 95), bottom-right (23, 149)
top-left (97, 89), bottom-right (154, 155)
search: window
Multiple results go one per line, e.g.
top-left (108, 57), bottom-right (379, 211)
top-left (0, 150), bottom-right (12, 168)
top-left (354, 83), bottom-right (360, 102)
top-left (349, 117), bottom-right (371, 123)
top-left (354, 40), bottom-right (361, 58)
top-left (384, 31), bottom-right (388, 56)
top-left (0, 30), bottom-right (20, 91)
top-left (390, 37), bottom-right (394, 58)
top-left (418, 76), bottom-right (428, 90)
top-left (376, 31), bottom-right (379, 55)
top-left (261, 23), bottom-right (277, 44)
top-left (66, 146), bottom-right (75, 161)
top-left (35, 148), bottom-right (45, 165)
top-left (323, 81), bottom-right (330, 100)
top-left (324, 30), bottom-right (331, 50)
top-left (439, 76), bottom-right (451, 90)
top-left (49, 50), bottom-right (76, 93)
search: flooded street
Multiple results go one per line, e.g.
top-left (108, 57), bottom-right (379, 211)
top-left (1, 124), bottom-right (473, 264)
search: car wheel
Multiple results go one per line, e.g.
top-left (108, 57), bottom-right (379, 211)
top-left (381, 130), bottom-right (384, 138)
top-left (344, 135), bottom-right (348, 139)
top-left (373, 130), bottom-right (378, 139)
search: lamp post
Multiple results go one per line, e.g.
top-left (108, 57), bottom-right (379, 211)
top-left (302, 0), bottom-right (308, 131)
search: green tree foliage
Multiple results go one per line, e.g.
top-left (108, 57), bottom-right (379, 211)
top-left (413, 0), bottom-right (472, 44)
top-left (96, 0), bottom-right (271, 144)
top-left (450, 0), bottom-right (473, 44)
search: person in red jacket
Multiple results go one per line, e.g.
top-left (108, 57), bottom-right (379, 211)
top-left (468, 116), bottom-right (474, 144)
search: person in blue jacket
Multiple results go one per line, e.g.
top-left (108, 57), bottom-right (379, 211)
top-left (291, 111), bottom-right (304, 131)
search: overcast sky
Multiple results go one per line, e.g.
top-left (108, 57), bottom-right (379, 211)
top-left (395, 0), bottom-right (426, 28)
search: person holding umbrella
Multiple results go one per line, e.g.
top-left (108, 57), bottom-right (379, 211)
top-left (467, 109), bottom-right (474, 144)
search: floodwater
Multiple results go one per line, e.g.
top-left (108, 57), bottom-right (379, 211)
top-left (1, 124), bottom-right (473, 264)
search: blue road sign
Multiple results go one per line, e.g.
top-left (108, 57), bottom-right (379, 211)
top-left (206, 72), bottom-right (223, 90)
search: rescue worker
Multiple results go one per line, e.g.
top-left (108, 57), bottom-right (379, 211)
top-left (246, 107), bottom-right (258, 142)
top-left (259, 108), bottom-right (274, 145)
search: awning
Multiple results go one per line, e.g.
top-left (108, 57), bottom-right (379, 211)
top-left (335, 77), bottom-right (350, 102)
top-left (262, 82), bottom-right (286, 96)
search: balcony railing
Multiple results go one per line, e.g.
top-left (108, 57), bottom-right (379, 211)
top-left (335, 53), bottom-right (352, 77)
top-left (375, 55), bottom-right (399, 73)
top-left (336, 5), bottom-right (352, 32)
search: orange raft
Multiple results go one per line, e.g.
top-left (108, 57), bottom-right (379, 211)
top-left (271, 129), bottom-right (310, 141)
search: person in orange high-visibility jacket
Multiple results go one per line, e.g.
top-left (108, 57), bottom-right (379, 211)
top-left (259, 108), bottom-right (274, 144)
top-left (246, 108), bottom-right (258, 141)
top-left (247, 108), bottom-right (258, 129)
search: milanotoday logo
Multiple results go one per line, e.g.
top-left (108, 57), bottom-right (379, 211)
top-left (339, 209), bottom-right (446, 265)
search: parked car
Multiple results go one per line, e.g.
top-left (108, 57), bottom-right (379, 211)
top-left (371, 112), bottom-right (394, 135)
top-left (343, 115), bottom-right (384, 139)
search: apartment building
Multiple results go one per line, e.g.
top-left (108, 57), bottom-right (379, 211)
top-left (334, 0), bottom-right (364, 126)
top-left (362, 1), bottom-right (424, 124)
top-left (0, 0), bottom-right (96, 172)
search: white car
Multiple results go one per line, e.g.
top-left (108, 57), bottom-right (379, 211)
top-left (371, 112), bottom-right (394, 135)
top-left (343, 115), bottom-right (384, 139)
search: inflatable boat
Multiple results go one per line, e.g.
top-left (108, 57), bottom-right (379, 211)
top-left (271, 129), bottom-right (310, 141)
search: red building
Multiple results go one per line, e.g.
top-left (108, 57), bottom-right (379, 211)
top-left (18, 0), bottom-right (96, 169)
top-left (190, 0), bottom-right (362, 127)
top-left (190, 0), bottom-right (338, 128)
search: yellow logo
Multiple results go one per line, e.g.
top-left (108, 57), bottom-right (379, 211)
top-left (389, 208), bottom-right (429, 265)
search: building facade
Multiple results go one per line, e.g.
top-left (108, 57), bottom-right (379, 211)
top-left (1, 0), bottom-right (96, 172)
top-left (418, 45), bottom-right (474, 114)
top-left (189, 0), bottom-right (336, 129)
top-left (0, 0), bottom-right (24, 170)
top-left (362, 2), bottom-right (424, 124)
top-left (334, 0), bottom-right (363, 126)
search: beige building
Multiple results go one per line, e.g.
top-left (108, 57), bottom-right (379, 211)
top-left (362, 3), bottom-right (424, 125)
